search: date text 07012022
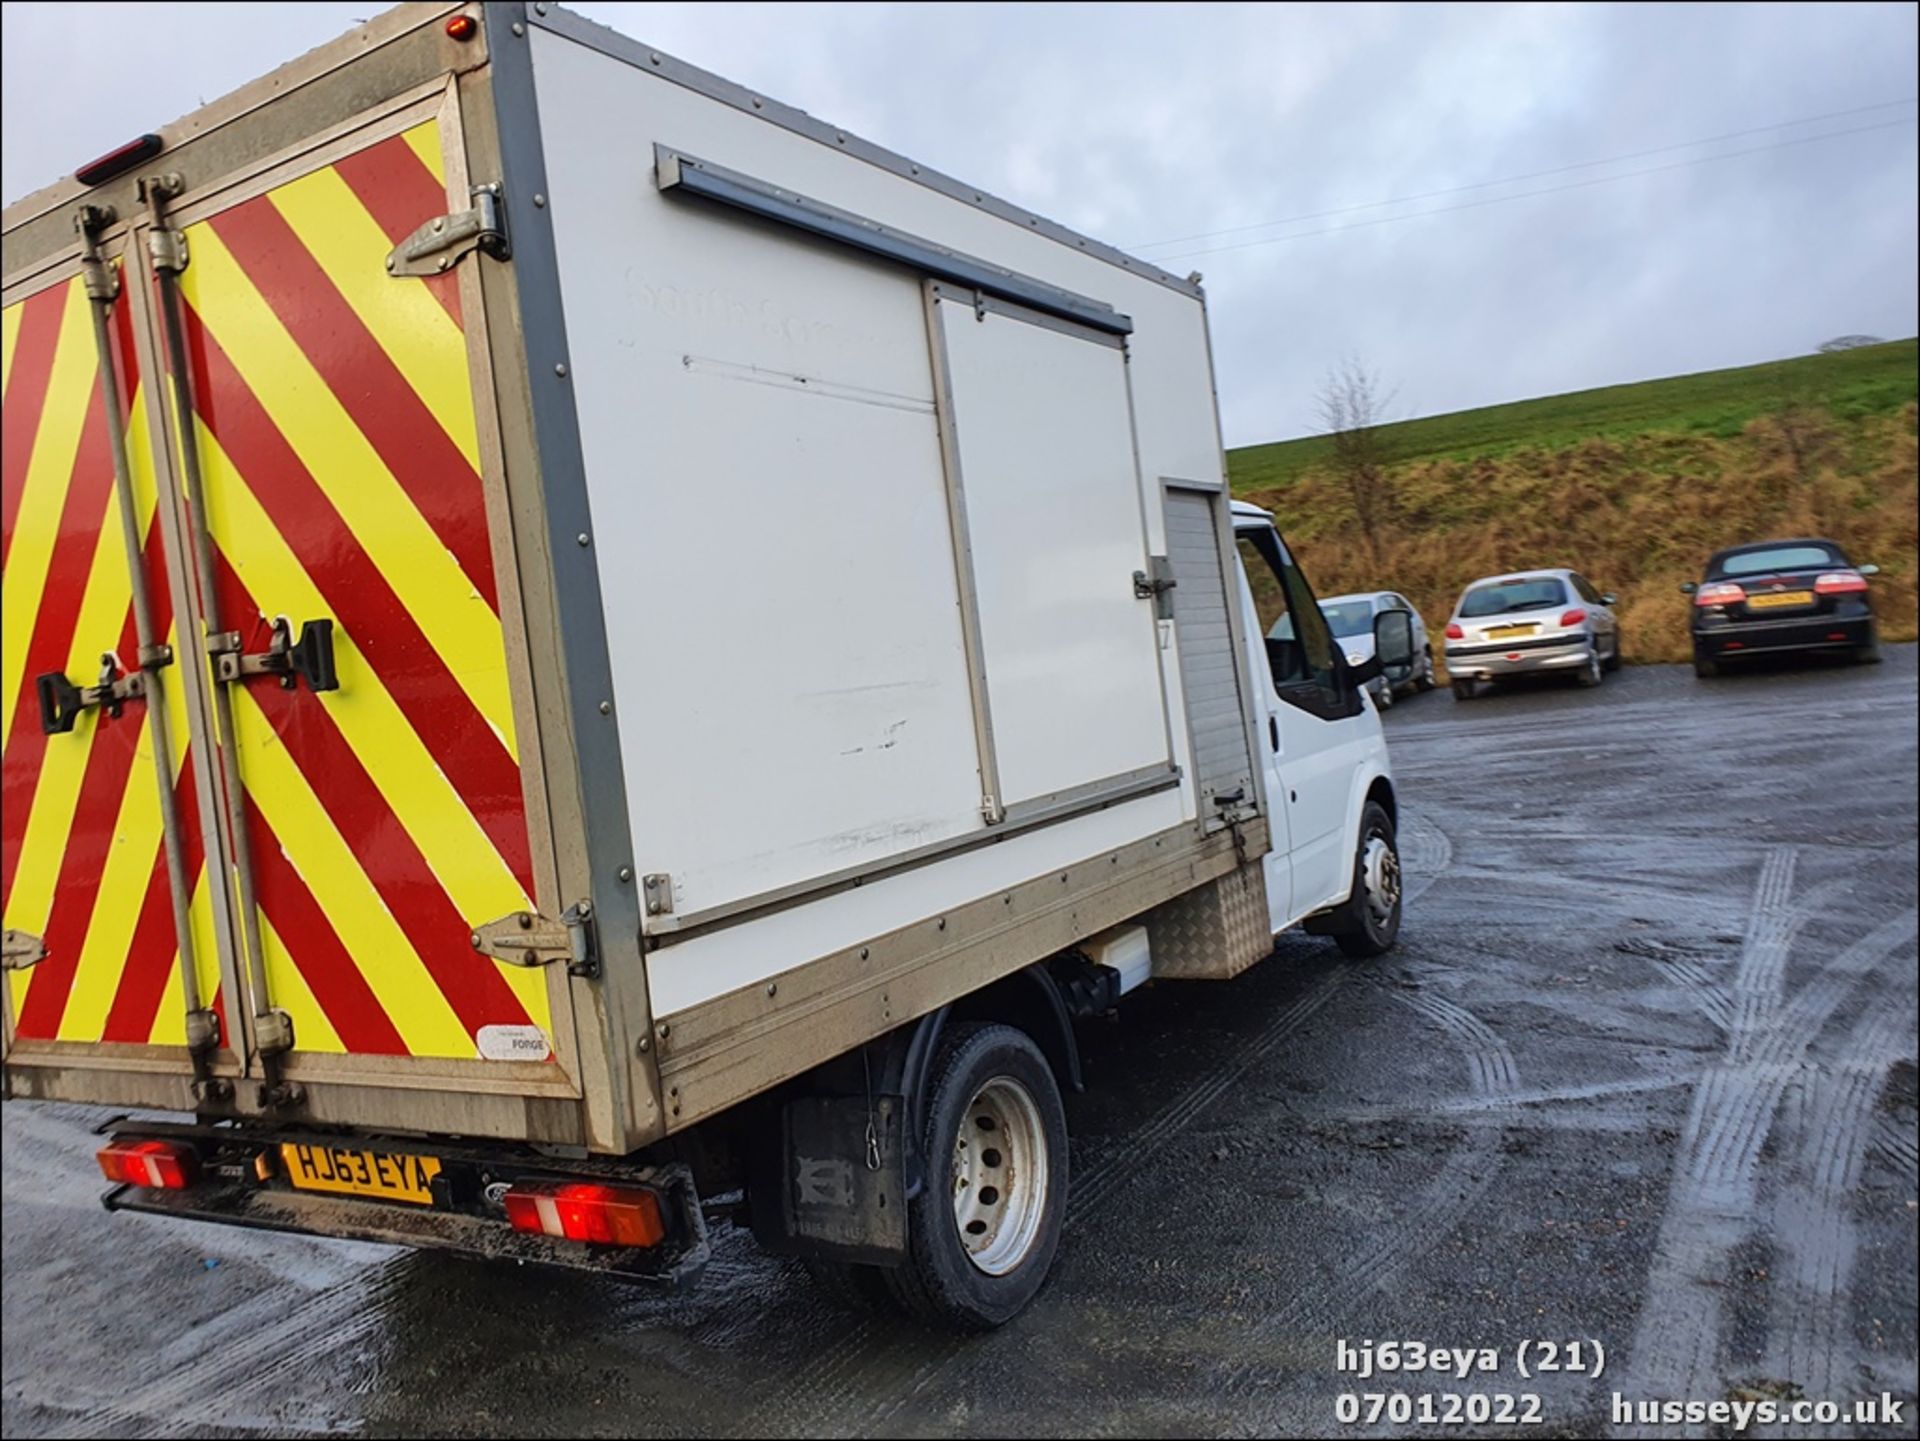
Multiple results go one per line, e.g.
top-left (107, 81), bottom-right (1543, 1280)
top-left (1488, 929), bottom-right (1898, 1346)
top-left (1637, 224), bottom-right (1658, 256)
top-left (1334, 1338), bottom-right (1605, 1382)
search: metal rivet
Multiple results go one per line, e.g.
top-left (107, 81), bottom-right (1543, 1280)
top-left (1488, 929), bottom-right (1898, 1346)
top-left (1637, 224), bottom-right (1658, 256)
top-left (554, 362), bottom-right (568, 377)
top-left (650, 52), bottom-right (661, 64)
top-left (598, 700), bottom-right (611, 715)
top-left (511, 21), bottom-right (524, 35)
top-left (836, 132), bottom-right (846, 144)
top-left (937, 917), bottom-right (946, 931)
top-left (636, 1036), bottom-right (650, 1054)
top-left (752, 97), bottom-right (763, 109)
top-left (657, 1022), bottom-right (670, 1038)
top-left (766, 982), bottom-right (777, 997)
top-left (533, 193), bottom-right (546, 208)
top-left (859, 947), bottom-right (869, 960)
top-left (618, 866), bottom-right (633, 882)
top-left (384, 256), bottom-right (396, 272)
top-left (534, 1), bottom-right (547, 12)
top-left (576, 532), bottom-right (590, 546)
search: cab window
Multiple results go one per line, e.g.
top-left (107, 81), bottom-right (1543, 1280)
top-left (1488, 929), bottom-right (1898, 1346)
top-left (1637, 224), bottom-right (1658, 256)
top-left (1236, 527), bottom-right (1353, 716)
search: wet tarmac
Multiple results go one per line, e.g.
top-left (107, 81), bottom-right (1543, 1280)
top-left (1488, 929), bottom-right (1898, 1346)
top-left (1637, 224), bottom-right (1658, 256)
top-left (5, 649), bottom-right (1916, 1438)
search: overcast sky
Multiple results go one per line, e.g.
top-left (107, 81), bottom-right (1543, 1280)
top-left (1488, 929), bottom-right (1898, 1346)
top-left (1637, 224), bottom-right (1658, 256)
top-left (4, 2), bottom-right (1914, 446)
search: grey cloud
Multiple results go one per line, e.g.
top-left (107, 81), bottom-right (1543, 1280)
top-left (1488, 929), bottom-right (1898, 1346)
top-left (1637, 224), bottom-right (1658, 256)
top-left (6, 1), bottom-right (1913, 445)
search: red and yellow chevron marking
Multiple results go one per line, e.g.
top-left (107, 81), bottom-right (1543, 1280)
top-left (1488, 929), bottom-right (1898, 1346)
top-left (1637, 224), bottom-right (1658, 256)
top-left (2, 268), bottom-right (223, 1048)
top-left (4, 120), bottom-right (547, 1062)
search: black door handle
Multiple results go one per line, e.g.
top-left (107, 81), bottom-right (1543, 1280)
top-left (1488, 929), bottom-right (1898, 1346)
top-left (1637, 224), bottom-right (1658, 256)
top-left (1268, 715), bottom-right (1280, 752)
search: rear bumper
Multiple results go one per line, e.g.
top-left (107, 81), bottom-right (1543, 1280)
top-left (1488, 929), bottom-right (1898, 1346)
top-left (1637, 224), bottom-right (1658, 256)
top-left (1693, 613), bottom-right (1873, 658)
top-left (96, 1120), bottom-right (710, 1286)
top-left (1444, 637), bottom-right (1590, 679)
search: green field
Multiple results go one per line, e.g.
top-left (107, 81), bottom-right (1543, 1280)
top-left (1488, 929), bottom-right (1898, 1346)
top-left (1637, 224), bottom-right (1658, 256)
top-left (1228, 339), bottom-right (1919, 493)
top-left (1225, 339), bottom-right (1918, 665)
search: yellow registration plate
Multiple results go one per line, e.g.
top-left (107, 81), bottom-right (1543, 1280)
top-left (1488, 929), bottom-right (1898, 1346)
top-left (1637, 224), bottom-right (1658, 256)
top-left (281, 1142), bottom-right (442, 1205)
top-left (1747, 590), bottom-right (1813, 609)
top-left (1486, 623), bottom-right (1539, 639)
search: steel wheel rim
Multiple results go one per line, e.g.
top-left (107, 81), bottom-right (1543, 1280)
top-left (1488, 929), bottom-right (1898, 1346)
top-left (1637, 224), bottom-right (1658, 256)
top-left (1362, 834), bottom-right (1400, 925)
top-left (952, 1076), bottom-right (1048, 1276)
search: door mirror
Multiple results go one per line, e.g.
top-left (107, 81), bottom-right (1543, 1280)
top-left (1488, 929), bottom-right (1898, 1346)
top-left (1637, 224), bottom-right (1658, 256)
top-left (1859, 563), bottom-right (1880, 576)
top-left (1601, 592), bottom-right (1618, 607)
top-left (1679, 581), bottom-right (1698, 595)
top-left (1373, 608), bottom-right (1415, 681)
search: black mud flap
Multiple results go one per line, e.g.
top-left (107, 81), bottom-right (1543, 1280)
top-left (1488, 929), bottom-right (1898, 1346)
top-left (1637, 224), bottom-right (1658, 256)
top-left (751, 1093), bottom-right (908, 1265)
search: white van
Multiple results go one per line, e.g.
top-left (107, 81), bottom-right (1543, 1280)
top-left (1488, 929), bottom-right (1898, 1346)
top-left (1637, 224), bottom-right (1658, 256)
top-left (2, 1), bottom-right (1410, 1330)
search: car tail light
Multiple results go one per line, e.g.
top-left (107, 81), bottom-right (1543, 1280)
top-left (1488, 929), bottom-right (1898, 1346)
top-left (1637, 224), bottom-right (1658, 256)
top-left (1695, 582), bottom-right (1746, 607)
top-left (1813, 570), bottom-right (1868, 595)
top-left (97, 1139), bottom-right (198, 1189)
top-left (503, 1180), bottom-right (666, 1247)
top-left (1559, 608), bottom-right (1587, 627)
top-left (1444, 622), bottom-right (1464, 640)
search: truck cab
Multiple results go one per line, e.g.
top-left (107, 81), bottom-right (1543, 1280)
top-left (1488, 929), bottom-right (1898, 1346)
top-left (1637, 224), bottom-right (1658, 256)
top-left (1228, 500), bottom-right (1404, 955)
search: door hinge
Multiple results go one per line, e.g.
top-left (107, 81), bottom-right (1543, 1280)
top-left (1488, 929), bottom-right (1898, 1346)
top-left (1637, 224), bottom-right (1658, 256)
top-left (2, 929), bottom-right (48, 971)
top-left (471, 900), bottom-right (600, 979)
top-left (1133, 556), bottom-right (1178, 620)
top-left (210, 617), bottom-right (338, 692)
top-left (36, 651), bottom-right (157, 735)
top-left (386, 183), bottom-right (509, 278)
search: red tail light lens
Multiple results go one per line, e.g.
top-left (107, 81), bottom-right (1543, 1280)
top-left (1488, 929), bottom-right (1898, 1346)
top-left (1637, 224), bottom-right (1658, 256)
top-left (504, 1180), bottom-right (666, 1248)
top-left (1813, 570), bottom-right (1868, 595)
top-left (75, 133), bottom-right (164, 187)
top-left (1695, 582), bottom-right (1746, 607)
top-left (1559, 608), bottom-right (1587, 627)
top-left (97, 1139), bottom-right (198, 1189)
top-left (1444, 623), bottom-right (1464, 640)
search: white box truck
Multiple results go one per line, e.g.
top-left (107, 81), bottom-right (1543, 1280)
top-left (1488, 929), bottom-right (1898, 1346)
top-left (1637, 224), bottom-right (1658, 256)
top-left (0, 3), bottom-right (1414, 1328)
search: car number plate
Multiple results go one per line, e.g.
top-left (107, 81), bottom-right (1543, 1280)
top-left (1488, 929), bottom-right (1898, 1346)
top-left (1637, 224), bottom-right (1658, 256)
top-left (1485, 623), bottom-right (1539, 639)
top-left (1747, 590), bottom-right (1813, 609)
top-left (281, 1142), bottom-right (442, 1205)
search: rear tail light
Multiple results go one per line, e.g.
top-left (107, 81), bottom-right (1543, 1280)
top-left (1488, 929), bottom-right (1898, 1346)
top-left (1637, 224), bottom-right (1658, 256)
top-left (1559, 608), bottom-right (1587, 627)
top-left (504, 1180), bottom-right (666, 1248)
top-left (1444, 623), bottom-right (1464, 640)
top-left (97, 1139), bottom-right (198, 1189)
top-left (1695, 582), bottom-right (1746, 607)
top-left (74, 133), bottom-right (164, 187)
top-left (1813, 570), bottom-right (1868, 595)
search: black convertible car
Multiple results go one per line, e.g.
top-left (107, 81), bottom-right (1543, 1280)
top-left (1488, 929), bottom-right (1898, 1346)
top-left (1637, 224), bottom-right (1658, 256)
top-left (1684, 537), bottom-right (1881, 678)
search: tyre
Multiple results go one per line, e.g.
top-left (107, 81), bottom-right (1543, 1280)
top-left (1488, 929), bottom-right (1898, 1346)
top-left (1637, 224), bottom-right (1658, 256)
top-left (1450, 678), bottom-right (1477, 701)
top-left (1693, 649), bottom-right (1719, 679)
top-left (1323, 800), bottom-right (1402, 960)
top-left (1603, 633), bottom-right (1622, 672)
top-left (883, 1023), bottom-right (1067, 1330)
top-left (1575, 644), bottom-right (1604, 688)
top-left (1415, 648), bottom-right (1437, 691)
top-left (1374, 680), bottom-right (1394, 710)
top-left (1855, 623), bottom-right (1882, 665)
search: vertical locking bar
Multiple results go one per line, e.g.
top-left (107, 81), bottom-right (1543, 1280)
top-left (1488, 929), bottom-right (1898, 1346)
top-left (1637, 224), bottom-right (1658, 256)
top-left (142, 174), bottom-right (297, 1095)
top-left (73, 204), bottom-right (219, 1066)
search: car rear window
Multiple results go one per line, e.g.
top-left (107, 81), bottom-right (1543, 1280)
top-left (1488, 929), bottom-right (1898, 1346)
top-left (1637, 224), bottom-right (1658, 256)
top-left (1712, 544), bottom-right (1840, 577)
top-left (1458, 577), bottom-right (1567, 617)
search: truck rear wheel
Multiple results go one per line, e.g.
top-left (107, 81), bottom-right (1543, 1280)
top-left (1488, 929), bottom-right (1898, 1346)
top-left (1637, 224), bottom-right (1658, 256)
top-left (883, 1022), bottom-right (1067, 1330)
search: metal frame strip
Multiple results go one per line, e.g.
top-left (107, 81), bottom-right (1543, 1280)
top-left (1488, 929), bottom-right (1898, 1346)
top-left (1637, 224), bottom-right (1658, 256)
top-left (70, 209), bottom-right (219, 1072)
top-left (657, 147), bottom-right (1132, 337)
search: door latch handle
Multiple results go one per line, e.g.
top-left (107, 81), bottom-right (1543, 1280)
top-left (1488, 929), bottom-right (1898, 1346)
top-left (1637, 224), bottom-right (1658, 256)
top-left (36, 653), bottom-right (146, 735)
top-left (211, 618), bottom-right (339, 692)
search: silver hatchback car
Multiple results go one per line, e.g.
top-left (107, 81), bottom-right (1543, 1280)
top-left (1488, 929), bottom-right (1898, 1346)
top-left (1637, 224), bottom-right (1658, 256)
top-left (1443, 569), bottom-right (1621, 698)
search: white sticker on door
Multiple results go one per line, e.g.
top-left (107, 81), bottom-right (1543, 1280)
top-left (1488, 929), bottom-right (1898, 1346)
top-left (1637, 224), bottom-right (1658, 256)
top-left (476, 1024), bottom-right (551, 1062)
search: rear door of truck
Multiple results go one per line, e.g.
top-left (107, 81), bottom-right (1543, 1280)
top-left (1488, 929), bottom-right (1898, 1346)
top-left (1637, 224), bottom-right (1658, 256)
top-left (3, 56), bottom-right (586, 1134)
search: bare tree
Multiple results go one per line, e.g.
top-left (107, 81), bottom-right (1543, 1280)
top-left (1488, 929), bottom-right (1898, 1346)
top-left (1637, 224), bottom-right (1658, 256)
top-left (1316, 357), bottom-right (1396, 569)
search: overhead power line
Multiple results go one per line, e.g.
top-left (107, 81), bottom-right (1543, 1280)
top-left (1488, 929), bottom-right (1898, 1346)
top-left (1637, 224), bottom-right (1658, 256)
top-left (1144, 115), bottom-right (1918, 263)
top-left (1127, 96), bottom-right (1919, 254)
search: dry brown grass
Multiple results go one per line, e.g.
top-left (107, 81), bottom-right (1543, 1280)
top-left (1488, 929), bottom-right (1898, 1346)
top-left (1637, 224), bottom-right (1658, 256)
top-left (1241, 402), bottom-right (1918, 667)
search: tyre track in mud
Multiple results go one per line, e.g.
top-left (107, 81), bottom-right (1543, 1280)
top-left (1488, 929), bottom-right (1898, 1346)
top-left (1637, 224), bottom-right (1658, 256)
top-left (1617, 863), bottom-right (1918, 1437)
top-left (1765, 999), bottom-right (1919, 1431)
top-left (1216, 978), bottom-right (1522, 1436)
top-left (750, 814), bottom-right (1458, 1438)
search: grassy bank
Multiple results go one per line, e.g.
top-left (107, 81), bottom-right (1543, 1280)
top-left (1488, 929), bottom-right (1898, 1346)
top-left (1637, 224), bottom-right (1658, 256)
top-left (1228, 342), bottom-right (1918, 665)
